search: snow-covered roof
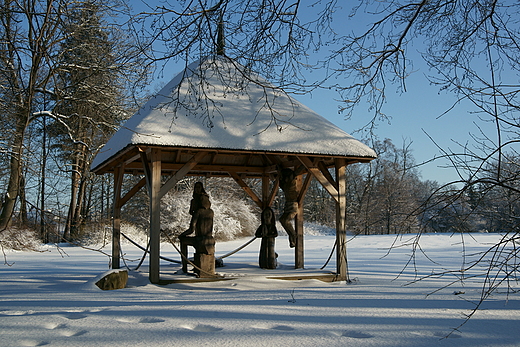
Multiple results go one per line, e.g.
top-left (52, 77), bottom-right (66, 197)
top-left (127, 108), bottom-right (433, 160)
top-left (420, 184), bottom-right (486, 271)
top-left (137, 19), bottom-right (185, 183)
top-left (91, 57), bottom-right (375, 172)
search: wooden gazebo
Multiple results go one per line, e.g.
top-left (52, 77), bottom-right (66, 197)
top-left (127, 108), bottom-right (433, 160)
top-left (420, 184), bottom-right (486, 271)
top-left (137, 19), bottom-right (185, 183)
top-left (91, 57), bottom-right (376, 284)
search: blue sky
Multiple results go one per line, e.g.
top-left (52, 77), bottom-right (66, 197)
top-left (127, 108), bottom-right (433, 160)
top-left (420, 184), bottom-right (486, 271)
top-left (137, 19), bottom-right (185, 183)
top-left (295, 70), bottom-right (487, 185)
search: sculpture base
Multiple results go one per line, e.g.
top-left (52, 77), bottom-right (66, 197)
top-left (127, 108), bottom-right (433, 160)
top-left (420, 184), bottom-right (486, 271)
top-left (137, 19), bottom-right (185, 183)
top-left (195, 253), bottom-right (215, 278)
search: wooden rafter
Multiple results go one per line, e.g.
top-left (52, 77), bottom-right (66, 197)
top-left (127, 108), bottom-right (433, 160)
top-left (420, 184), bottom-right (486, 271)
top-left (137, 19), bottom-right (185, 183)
top-left (266, 176), bottom-right (279, 209)
top-left (138, 147), bottom-right (152, 190)
top-left (297, 173), bottom-right (313, 204)
top-left (229, 171), bottom-right (263, 209)
top-left (118, 177), bottom-right (146, 208)
top-left (159, 151), bottom-right (207, 198)
top-left (297, 156), bottom-right (339, 202)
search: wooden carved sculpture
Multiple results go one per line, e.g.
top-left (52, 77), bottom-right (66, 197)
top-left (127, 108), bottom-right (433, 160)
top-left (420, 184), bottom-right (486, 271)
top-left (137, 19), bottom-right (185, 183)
top-left (179, 182), bottom-right (215, 276)
top-left (279, 168), bottom-right (298, 248)
top-left (255, 207), bottom-right (278, 269)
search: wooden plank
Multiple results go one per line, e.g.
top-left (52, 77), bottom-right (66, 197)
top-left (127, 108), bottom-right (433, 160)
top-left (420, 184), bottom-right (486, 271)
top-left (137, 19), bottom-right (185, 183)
top-left (262, 174), bottom-right (270, 209)
top-left (335, 158), bottom-right (348, 281)
top-left (297, 173), bottom-right (312, 204)
top-left (295, 174), bottom-right (304, 269)
top-left (125, 162), bottom-right (267, 174)
top-left (297, 156), bottom-right (339, 201)
top-left (112, 165), bottom-right (124, 269)
top-left (149, 149), bottom-right (162, 284)
top-left (159, 151), bottom-right (207, 198)
top-left (318, 161), bottom-right (338, 190)
top-left (139, 147), bottom-right (152, 191)
top-left (267, 178), bottom-right (279, 208)
top-left (124, 153), bottom-right (141, 166)
top-left (229, 171), bottom-right (263, 209)
top-left (117, 177), bottom-right (146, 208)
top-left (93, 144), bottom-right (375, 175)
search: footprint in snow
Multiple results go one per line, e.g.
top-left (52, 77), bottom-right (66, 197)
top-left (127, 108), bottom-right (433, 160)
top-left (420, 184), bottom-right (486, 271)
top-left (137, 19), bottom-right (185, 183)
top-left (181, 324), bottom-right (222, 332)
top-left (58, 329), bottom-right (89, 337)
top-left (63, 313), bottom-right (88, 320)
top-left (19, 340), bottom-right (50, 347)
top-left (139, 317), bottom-right (165, 324)
top-left (332, 330), bottom-right (373, 339)
top-left (411, 331), bottom-right (462, 339)
top-left (42, 322), bottom-right (68, 330)
top-left (252, 323), bottom-right (295, 331)
top-left (271, 325), bottom-right (295, 331)
top-left (115, 317), bottom-right (140, 324)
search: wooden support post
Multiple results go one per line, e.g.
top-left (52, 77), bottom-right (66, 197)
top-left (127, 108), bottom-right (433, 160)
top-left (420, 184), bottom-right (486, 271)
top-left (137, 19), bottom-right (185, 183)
top-left (149, 149), bottom-right (162, 284)
top-left (335, 158), bottom-right (348, 281)
top-left (295, 174), bottom-right (304, 269)
top-left (112, 165), bottom-right (124, 269)
top-left (262, 173), bottom-right (270, 209)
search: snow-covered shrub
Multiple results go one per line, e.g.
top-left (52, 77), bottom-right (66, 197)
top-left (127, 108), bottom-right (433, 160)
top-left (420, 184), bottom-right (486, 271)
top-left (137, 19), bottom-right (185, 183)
top-left (303, 222), bottom-right (336, 236)
top-left (120, 222), bottom-right (150, 245)
top-left (210, 193), bottom-right (258, 240)
top-left (160, 182), bottom-right (259, 241)
top-left (160, 188), bottom-right (193, 238)
top-left (77, 221), bottom-right (112, 246)
top-left (0, 227), bottom-right (42, 250)
top-left (75, 220), bottom-right (150, 247)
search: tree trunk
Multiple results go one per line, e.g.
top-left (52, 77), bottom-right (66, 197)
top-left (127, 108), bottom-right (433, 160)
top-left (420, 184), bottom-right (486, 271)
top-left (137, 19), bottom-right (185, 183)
top-left (63, 155), bottom-right (79, 241)
top-left (0, 109), bottom-right (28, 230)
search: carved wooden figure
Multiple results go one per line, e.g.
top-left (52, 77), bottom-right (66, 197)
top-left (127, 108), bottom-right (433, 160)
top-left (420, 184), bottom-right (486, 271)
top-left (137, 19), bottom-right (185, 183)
top-left (255, 207), bottom-right (278, 269)
top-left (279, 168), bottom-right (299, 248)
top-left (179, 183), bottom-right (215, 277)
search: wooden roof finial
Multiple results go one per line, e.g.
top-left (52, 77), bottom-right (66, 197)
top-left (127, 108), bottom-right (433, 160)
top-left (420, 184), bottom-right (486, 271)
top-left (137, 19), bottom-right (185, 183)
top-left (216, 11), bottom-right (225, 56)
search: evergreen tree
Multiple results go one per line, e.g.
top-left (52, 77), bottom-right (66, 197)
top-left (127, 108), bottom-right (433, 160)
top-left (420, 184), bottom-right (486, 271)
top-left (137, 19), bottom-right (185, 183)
top-left (52, 0), bottom-right (133, 240)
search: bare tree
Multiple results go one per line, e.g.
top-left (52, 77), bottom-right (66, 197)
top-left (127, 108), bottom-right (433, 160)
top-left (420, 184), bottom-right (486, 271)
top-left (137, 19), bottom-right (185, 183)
top-left (346, 138), bottom-right (425, 235)
top-left (325, 0), bottom-right (520, 323)
top-left (0, 0), bottom-right (147, 238)
top-left (0, 0), bottom-right (63, 230)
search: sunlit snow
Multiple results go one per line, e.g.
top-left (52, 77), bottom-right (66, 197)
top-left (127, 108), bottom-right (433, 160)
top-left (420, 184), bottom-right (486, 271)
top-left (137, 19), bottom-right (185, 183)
top-left (1, 231), bottom-right (519, 347)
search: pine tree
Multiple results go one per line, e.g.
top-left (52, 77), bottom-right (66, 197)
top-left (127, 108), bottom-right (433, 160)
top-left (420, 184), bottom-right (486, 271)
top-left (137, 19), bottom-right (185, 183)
top-left (53, 0), bottom-right (127, 240)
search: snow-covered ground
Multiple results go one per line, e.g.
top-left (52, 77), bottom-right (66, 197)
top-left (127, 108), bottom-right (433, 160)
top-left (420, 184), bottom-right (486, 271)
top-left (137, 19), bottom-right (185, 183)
top-left (1, 232), bottom-right (519, 347)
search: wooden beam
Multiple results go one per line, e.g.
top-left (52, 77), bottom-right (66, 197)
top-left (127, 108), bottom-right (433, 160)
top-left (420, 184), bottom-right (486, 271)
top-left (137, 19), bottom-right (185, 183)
top-left (149, 149), bottom-right (162, 284)
top-left (269, 179), bottom-right (279, 208)
top-left (297, 156), bottom-right (339, 202)
top-left (117, 177), bottom-right (146, 208)
top-left (262, 174), bottom-right (270, 209)
top-left (139, 147), bottom-right (152, 190)
top-left (318, 161), bottom-right (337, 190)
top-left (125, 162), bottom-right (267, 175)
top-left (335, 158), bottom-right (348, 281)
top-left (124, 153), bottom-right (141, 166)
top-left (112, 165), bottom-right (124, 269)
top-left (295, 174), bottom-right (304, 269)
top-left (229, 171), bottom-right (263, 209)
top-left (297, 173), bottom-right (313, 204)
top-left (159, 151), bottom-right (207, 199)
top-left (266, 175), bottom-right (279, 209)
